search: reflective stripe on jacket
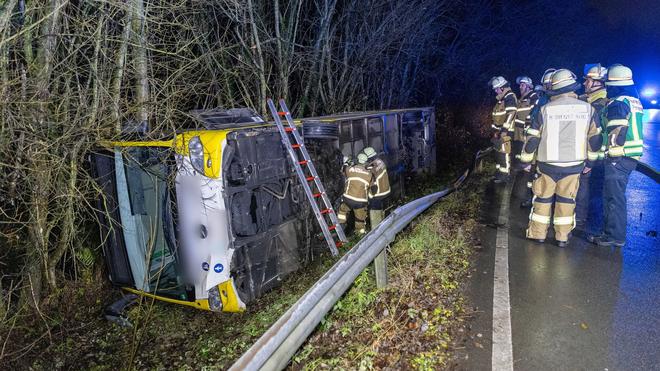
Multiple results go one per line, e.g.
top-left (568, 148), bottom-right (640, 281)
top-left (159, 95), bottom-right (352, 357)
top-left (582, 89), bottom-right (609, 160)
top-left (515, 90), bottom-right (539, 142)
top-left (492, 88), bottom-right (518, 132)
top-left (603, 95), bottom-right (644, 159)
top-left (343, 164), bottom-right (372, 203)
top-left (367, 158), bottom-right (390, 199)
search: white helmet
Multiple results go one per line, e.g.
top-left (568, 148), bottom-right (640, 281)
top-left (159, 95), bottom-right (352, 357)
top-left (489, 76), bottom-right (508, 89)
top-left (516, 76), bottom-right (533, 86)
top-left (357, 153), bottom-right (368, 165)
top-left (541, 68), bottom-right (557, 85)
top-left (550, 69), bottom-right (577, 90)
top-left (362, 147), bottom-right (377, 159)
top-left (606, 64), bottom-right (634, 86)
top-left (584, 64), bottom-right (608, 81)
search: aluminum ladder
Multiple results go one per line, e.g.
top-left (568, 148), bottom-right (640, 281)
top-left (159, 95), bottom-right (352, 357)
top-left (267, 98), bottom-right (347, 256)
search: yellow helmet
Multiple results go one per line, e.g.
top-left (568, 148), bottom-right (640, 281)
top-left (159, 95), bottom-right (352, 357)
top-left (606, 64), bottom-right (634, 86)
top-left (357, 153), bottom-right (368, 164)
top-left (550, 69), bottom-right (577, 90)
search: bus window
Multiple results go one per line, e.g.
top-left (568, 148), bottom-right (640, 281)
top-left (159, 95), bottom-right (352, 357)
top-left (340, 121), bottom-right (352, 142)
top-left (367, 118), bottom-right (384, 152)
top-left (352, 119), bottom-right (366, 141)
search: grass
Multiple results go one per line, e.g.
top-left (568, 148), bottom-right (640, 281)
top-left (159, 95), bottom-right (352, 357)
top-left (289, 167), bottom-right (491, 370)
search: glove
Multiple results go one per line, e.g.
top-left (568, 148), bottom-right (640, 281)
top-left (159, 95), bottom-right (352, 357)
top-left (519, 152), bottom-right (534, 163)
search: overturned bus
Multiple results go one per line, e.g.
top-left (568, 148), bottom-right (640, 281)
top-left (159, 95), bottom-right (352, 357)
top-left (93, 107), bottom-right (436, 313)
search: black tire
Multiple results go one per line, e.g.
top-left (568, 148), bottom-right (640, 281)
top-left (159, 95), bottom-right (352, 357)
top-left (302, 120), bottom-right (339, 140)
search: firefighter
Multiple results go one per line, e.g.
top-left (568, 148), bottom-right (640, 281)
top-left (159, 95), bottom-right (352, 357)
top-left (489, 76), bottom-right (518, 183)
top-left (520, 69), bottom-right (556, 208)
top-left (520, 69), bottom-right (602, 247)
top-left (342, 155), bottom-right (354, 175)
top-left (362, 146), bottom-right (391, 227)
top-left (337, 153), bottom-right (372, 235)
top-left (575, 64), bottom-right (609, 227)
top-left (513, 76), bottom-right (538, 165)
top-left (589, 64), bottom-right (644, 247)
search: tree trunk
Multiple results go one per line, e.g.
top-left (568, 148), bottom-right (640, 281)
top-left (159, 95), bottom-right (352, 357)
top-left (0, 0), bottom-right (19, 36)
top-left (19, 0), bottom-right (65, 309)
top-left (111, 4), bottom-right (133, 133)
top-left (47, 142), bottom-right (81, 290)
top-left (86, 14), bottom-right (105, 128)
top-left (246, 0), bottom-right (267, 115)
top-left (131, 0), bottom-right (149, 130)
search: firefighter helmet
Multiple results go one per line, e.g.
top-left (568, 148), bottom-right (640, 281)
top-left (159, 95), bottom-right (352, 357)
top-left (357, 153), bottom-right (368, 164)
top-left (606, 64), bottom-right (634, 86)
top-left (516, 76), bottom-right (533, 86)
top-left (489, 76), bottom-right (508, 89)
top-left (584, 64), bottom-right (607, 81)
top-left (550, 69), bottom-right (577, 90)
top-left (541, 68), bottom-right (556, 85)
top-left (343, 155), bottom-right (353, 165)
top-left (362, 147), bottom-right (377, 159)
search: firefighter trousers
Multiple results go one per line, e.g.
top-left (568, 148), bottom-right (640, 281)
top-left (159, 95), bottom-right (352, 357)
top-left (575, 170), bottom-right (591, 223)
top-left (338, 201), bottom-right (367, 234)
top-left (602, 157), bottom-right (636, 242)
top-left (511, 140), bottom-right (525, 171)
top-left (494, 135), bottom-right (512, 175)
top-left (527, 170), bottom-right (580, 242)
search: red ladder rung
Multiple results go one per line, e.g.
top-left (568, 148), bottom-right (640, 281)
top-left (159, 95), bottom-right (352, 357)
top-left (320, 208), bottom-right (333, 214)
top-left (312, 192), bottom-right (323, 198)
top-left (278, 111), bottom-right (288, 116)
top-left (328, 225), bottom-right (337, 231)
top-left (284, 127), bottom-right (294, 132)
top-left (299, 160), bottom-right (308, 165)
top-left (336, 241), bottom-right (344, 248)
top-left (291, 144), bottom-right (301, 149)
top-left (306, 176), bottom-right (316, 181)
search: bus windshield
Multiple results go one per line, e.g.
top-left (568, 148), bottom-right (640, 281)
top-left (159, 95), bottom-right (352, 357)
top-left (115, 147), bottom-right (187, 300)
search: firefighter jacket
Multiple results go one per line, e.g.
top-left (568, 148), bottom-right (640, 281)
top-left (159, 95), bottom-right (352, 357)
top-left (514, 90), bottom-right (540, 142)
top-left (366, 158), bottom-right (391, 199)
top-left (602, 94), bottom-right (644, 159)
top-left (520, 92), bottom-right (602, 168)
top-left (528, 91), bottom-right (548, 127)
top-left (491, 87), bottom-right (518, 135)
top-left (343, 164), bottom-right (372, 204)
top-left (579, 88), bottom-right (609, 159)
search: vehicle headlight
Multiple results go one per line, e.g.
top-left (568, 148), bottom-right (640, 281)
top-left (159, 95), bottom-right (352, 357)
top-left (188, 136), bottom-right (205, 174)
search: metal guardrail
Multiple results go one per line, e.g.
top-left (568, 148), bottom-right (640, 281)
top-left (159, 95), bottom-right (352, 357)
top-left (229, 148), bottom-right (493, 371)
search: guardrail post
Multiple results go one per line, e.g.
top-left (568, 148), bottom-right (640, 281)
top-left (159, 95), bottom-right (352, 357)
top-left (374, 245), bottom-right (388, 288)
top-left (370, 209), bottom-right (388, 288)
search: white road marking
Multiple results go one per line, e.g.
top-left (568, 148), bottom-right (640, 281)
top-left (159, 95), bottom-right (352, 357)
top-left (492, 181), bottom-right (514, 371)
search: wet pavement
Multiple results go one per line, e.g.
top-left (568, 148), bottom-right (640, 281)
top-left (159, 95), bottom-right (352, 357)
top-left (460, 110), bottom-right (660, 370)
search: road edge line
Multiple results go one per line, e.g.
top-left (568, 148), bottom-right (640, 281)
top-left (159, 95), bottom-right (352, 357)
top-left (492, 181), bottom-right (514, 370)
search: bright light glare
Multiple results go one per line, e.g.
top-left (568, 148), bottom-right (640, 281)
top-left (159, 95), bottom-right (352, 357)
top-left (652, 99), bottom-right (658, 105)
top-left (641, 87), bottom-right (656, 97)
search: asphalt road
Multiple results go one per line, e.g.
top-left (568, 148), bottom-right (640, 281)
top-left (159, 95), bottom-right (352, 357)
top-left (459, 110), bottom-right (660, 370)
